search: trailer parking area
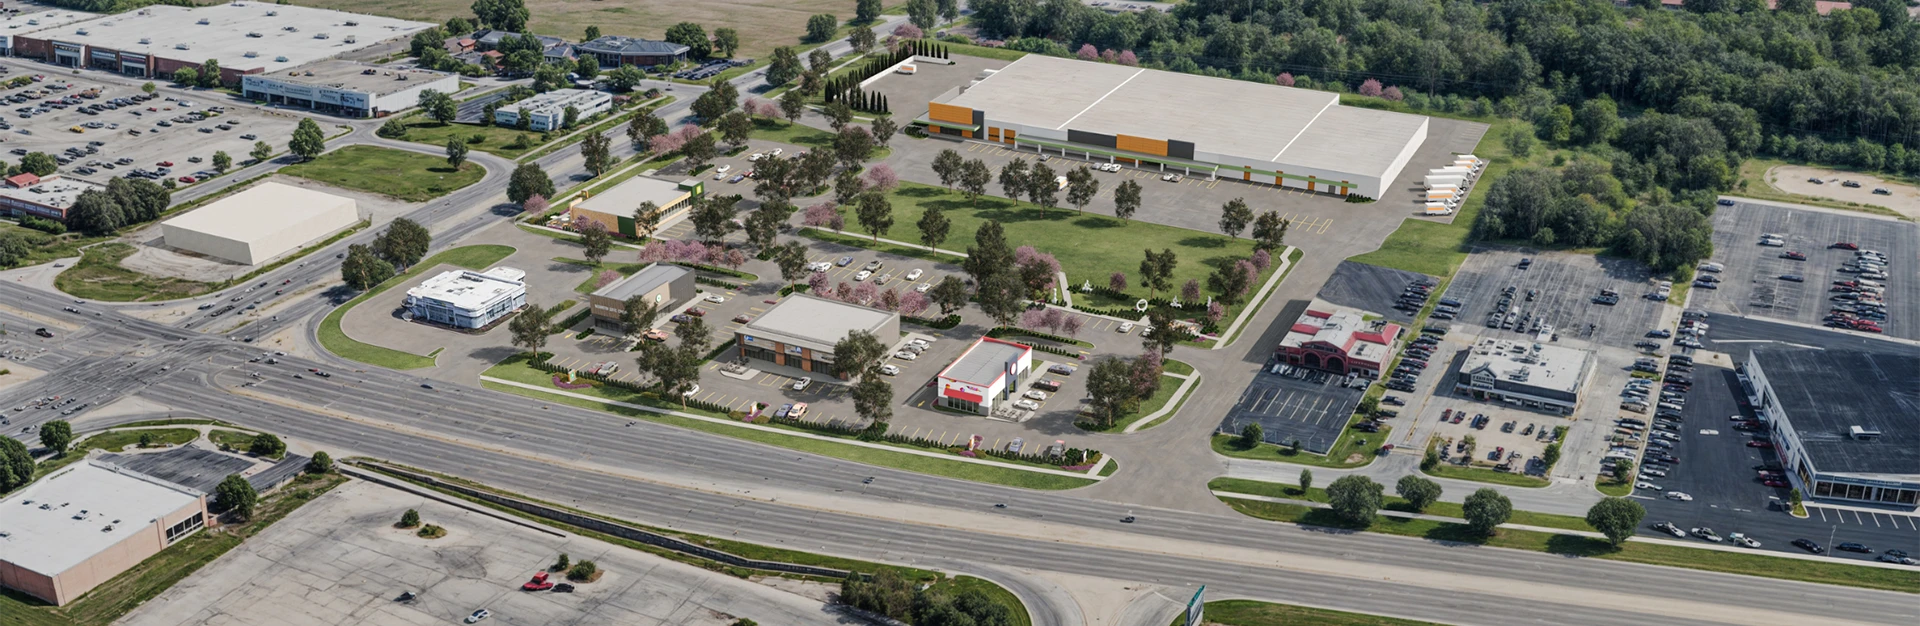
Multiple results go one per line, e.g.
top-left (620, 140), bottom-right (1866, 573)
top-left (1439, 247), bottom-right (1667, 349)
top-left (1689, 200), bottom-right (1919, 340)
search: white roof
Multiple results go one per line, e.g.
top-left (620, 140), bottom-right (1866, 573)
top-left (0, 175), bottom-right (105, 211)
top-left (0, 9), bottom-right (101, 36)
top-left (1459, 338), bottom-right (1589, 394)
top-left (739, 293), bottom-right (896, 353)
top-left (39, 4), bottom-right (433, 74)
top-left (160, 181), bottom-right (356, 243)
top-left (574, 175), bottom-right (689, 215)
top-left (510, 88), bottom-right (609, 116)
top-left (406, 266), bottom-right (525, 310)
top-left (0, 461), bottom-right (201, 577)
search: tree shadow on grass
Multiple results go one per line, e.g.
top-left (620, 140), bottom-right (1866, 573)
top-left (898, 186), bottom-right (944, 199)
top-left (1296, 508), bottom-right (1372, 534)
top-left (426, 166), bottom-right (461, 175)
top-left (1176, 236), bottom-right (1228, 249)
top-left (1071, 215), bottom-right (1123, 229)
top-left (1418, 522), bottom-right (1494, 546)
top-left (1542, 534), bottom-right (1618, 557)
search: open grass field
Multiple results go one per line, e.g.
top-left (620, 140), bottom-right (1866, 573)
top-left (280, 145), bottom-right (484, 202)
top-left (294, 0), bottom-right (860, 60)
top-left (1174, 600), bottom-right (1441, 626)
top-left (53, 243), bottom-right (216, 302)
top-left (0, 222), bottom-right (108, 270)
top-left (395, 119), bottom-right (546, 160)
top-left (317, 245), bottom-right (516, 370)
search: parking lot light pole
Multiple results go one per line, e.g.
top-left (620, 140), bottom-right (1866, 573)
top-left (1828, 524), bottom-right (1837, 552)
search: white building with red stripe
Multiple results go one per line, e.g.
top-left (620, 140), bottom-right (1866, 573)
top-left (937, 337), bottom-right (1034, 415)
top-left (1276, 303), bottom-right (1400, 377)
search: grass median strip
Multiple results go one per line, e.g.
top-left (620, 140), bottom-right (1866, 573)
top-left (1172, 600), bottom-right (1441, 626)
top-left (1209, 477), bottom-right (1593, 532)
top-left (318, 245), bottom-right (516, 370)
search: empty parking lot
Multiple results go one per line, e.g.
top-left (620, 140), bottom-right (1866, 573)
top-left (1315, 260), bottom-right (1438, 325)
top-left (1221, 368), bottom-right (1365, 454)
top-left (1441, 247), bottom-right (1666, 349)
top-left (1690, 201), bottom-right (1918, 339)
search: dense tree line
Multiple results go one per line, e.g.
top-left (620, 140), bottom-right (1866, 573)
top-left (840, 570), bottom-right (1015, 626)
top-left (65, 177), bottom-right (171, 236)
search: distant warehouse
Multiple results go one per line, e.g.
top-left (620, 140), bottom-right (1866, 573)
top-left (919, 55), bottom-right (1428, 199)
top-left (0, 173), bottom-right (104, 221)
top-left (241, 61), bottom-right (457, 118)
top-left (158, 182), bottom-right (362, 265)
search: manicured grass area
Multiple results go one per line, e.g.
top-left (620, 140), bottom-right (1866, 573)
top-left (749, 119), bottom-right (892, 161)
top-left (1219, 495), bottom-right (1920, 594)
top-left (1161, 358), bottom-right (1195, 376)
top-left (1173, 600), bottom-right (1440, 626)
top-left (802, 227), bottom-right (966, 261)
top-left (1596, 477), bottom-right (1633, 497)
top-left (78, 428), bottom-right (199, 453)
top-left (317, 245), bottom-right (516, 370)
top-left (394, 119), bottom-right (544, 159)
top-left (280, 145), bottom-right (485, 202)
top-left (1211, 405), bottom-right (1391, 470)
top-left (1218, 247), bottom-right (1305, 346)
top-left (1735, 157), bottom-right (1905, 219)
top-left (1, 473), bottom-right (345, 626)
top-left (53, 243), bottom-right (215, 302)
top-left (1209, 477), bottom-right (1594, 532)
top-left (206, 428), bottom-right (257, 451)
top-left (1078, 373), bottom-right (1189, 433)
top-left (0, 222), bottom-right (108, 270)
top-left (480, 355), bottom-right (1094, 490)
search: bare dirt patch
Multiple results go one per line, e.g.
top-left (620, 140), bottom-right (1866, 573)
top-left (1764, 165), bottom-right (1919, 220)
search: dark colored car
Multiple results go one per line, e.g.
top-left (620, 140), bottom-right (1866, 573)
top-left (1793, 539), bottom-right (1825, 554)
top-left (1837, 542), bottom-right (1873, 553)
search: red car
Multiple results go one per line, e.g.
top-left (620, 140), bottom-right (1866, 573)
top-left (686, 308), bottom-right (706, 317)
top-left (1762, 479), bottom-right (1789, 488)
top-left (521, 571), bottom-right (553, 591)
top-left (1747, 441), bottom-right (1775, 449)
top-left (1831, 242), bottom-right (1859, 250)
top-left (178, 176), bottom-right (196, 183)
top-left (732, 314), bottom-right (753, 323)
top-left (157, 160), bottom-right (173, 167)
top-left (1781, 251), bottom-right (1806, 260)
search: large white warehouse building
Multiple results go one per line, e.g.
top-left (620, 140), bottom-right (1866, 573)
top-left (159, 182), bottom-right (361, 265)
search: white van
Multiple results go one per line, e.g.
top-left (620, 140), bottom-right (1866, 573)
top-left (1053, 175), bottom-right (1067, 191)
top-left (1699, 262), bottom-right (1724, 273)
top-left (1424, 203), bottom-right (1455, 216)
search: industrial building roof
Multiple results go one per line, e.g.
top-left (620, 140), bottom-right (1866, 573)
top-left (1458, 338), bottom-right (1588, 395)
top-left (937, 55), bottom-right (1426, 176)
top-left (594, 263), bottom-right (690, 301)
top-left (740, 293), bottom-right (897, 353)
top-left (406, 266), bottom-right (526, 310)
top-left (36, 4), bottom-right (433, 74)
top-left (574, 175), bottom-right (691, 215)
top-left (577, 35), bottom-right (689, 57)
top-left (0, 9), bottom-right (100, 37)
top-left (97, 447), bottom-right (255, 495)
top-left (508, 88), bottom-right (609, 117)
top-left (0, 174), bottom-right (104, 212)
top-left (1752, 349), bottom-right (1918, 476)
top-left (0, 461), bottom-right (202, 577)
top-left (246, 60), bottom-right (454, 97)
top-left (160, 181), bottom-right (357, 243)
top-left (939, 337), bottom-right (1032, 386)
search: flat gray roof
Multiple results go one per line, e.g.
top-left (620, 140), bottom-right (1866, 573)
top-left (574, 175), bottom-right (690, 214)
top-left (249, 60), bottom-right (453, 97)
top-left (0, 9), bottom-right (100, 37)
top-left (938, 54), bottom-right (1426, 177)
top-left (97, 447), bottom-right (255, 495)
top-left (740, 293), bottom-right (896, 352)
top-left (0, 461), bottom-right (201, 577)
top-left (160, 181), bottom-right (357, 244)
top-left (39, 4), bottom-right (432, 74)
top-left (940, 338), bottom-right (1031, 386)
top-left (1755, 349), bottom-right (1918, 477)
top-left (594, 263), bottom-right (689, 301)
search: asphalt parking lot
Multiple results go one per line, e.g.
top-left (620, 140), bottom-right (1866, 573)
top-left (862, 54), bottom-right (1013, 123)
top-left (1221, 364), bottom-right (1365, 454)
top-left (1441, 247), bottom-right (1665, 349)
top-left (1315, 260), bottom-right (1438, 325)
top-left (1690, 200), bottom-right (1918, 339)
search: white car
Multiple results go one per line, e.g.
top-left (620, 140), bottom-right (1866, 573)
top-left (1690, 527), bottom-right (1723, 542)
top-left (748, 153), bottom-right (764, 161)
top-left (768, 148), bottom-right (783, 157)
top-left (465, 609), bottom-right (491, 624)
top-left (1652, 522), bottom-right (1686, 538)
top-left (1023, 390), bottom-right (1048, 401)
top-left (854, 270), bottom-right (873, 281)
top-left (1012, 399), bottom-right (1041, 411)
top-left (879, 364), bottom-right (900, 376)
top-left (807, 261), bottom-right (832, 272)
top-left (893, 351), bottom-right (918, 361)
top-left (1730, 533), bottom-right (1761, 548)
top-left (682, 384), bottom-right (700, 397)
top-left (1117, 322), bottom-right (1135, 333)
top-left (905, 268), bottom-right (923, 281)
top-left (1665, 491), bottom-right (1693, 501)
top-left (915, 282), bottom-right (933, 293)
top-left (703, 294), bottom-right (727, 304)
top-left (715, 164), bottom-right (732, 174)
top-left (1635, 481), bottom-right (1661, 491)
top-left (792, 377), bottom-right (811, 391)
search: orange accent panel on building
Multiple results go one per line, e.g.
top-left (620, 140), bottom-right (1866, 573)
top-left (1115, 134), bottom-right (1168, 156)
top-left (1003, 129), bottom-right (1017, 144)
top-left (928, 102), bottom-right (974, 125)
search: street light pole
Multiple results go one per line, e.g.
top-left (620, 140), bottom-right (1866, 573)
top-left (1828, 524), bottom-right (1837, 552)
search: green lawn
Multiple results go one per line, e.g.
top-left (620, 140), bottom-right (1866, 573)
top-left (481, 355), bottom-right (1095, 490)
top-left (1218, 247), bottom-right (1305, 346)
top-left (1161, 359), bottom-right (1195, 376)
top-left (1218, 496), bottom-right (1920, 594)
top-left (53, 243), bottom-right (216, 302)
top-left (1176, 600), bottom-right (1441, 626)
top-left (317, 245), bottom-right (516, 370)
top-left (1209, 477), bottom-right (1594, 533)
top-left (2, 473), bottom-right (345, 626)
top-left (206, 428), bottom-right (257, 451)
top-left (0, 222), bottom-right (109, 270)
top-left (77, 428), bottom-right (199, 453)
top-left (280, 145), bottom-right (485, 202)
top-left (749, 118), bottom-right (892, 161)
top-left (1596, 477), bottom-right (1633, 497)
top-left (396, 119), bottom-right (546, 159)
top-left (1079, 373), bottom-right (1190, 433)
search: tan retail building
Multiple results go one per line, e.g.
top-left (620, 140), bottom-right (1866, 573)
top-left (0, 461), bottom-right (209, 606)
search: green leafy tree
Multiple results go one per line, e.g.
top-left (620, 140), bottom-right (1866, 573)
top-left (997, 159), bottom-right (1029, 201)
top-left (1065, 166), bottom-right (1098, 212)
top-left (289, 117), bottom-right (326, 161)
top-left (937, 0), bottom-right (958, 22)
top-left (250, 141), bottom-right (273, 163)
top-left (809, 48), bottom-right (832, 74)
top-left (1462, 488), bottom-right (1513, 536)
top-left (578, 221), bottom-right (612, 265)
top-left (907, 0), bottom-right (937, 29)
top-left (851, 377), bottom-right (894, 422)
top-left (773, 241), bottom-right (810, 287)
top-left (581, 128), bottom-right (614, 176)
top-left (574, 56), bottom-right (600, 82)
top-left (172, 67), bottom-right (198, 87)
top-left (823, 100), bottom-right (854, 130)
top-left (446, 137), bottom-right (470, 168)
top-left (1585, 497), bottom-right (1646, 547)
top-left (718, 110), bottom-right (754, 148)
top-left (855, 190), bottom-right (893, 242)
top-left (1025, 162), bottom-right (1057, 210)
top-left (849, 26), bottom-right (877, 54)
top-left (779, 88), bottom-right (806, 126)
top-left (638, 317), bottom-right (708, 407)
top-left (341, 243), bottom-right (396, 290)
top-left (471, 0), bottom-right (530, 31)
top-left (1298, 468), bottom-right (1314, 494)
top-left (65, 190), bottom-right (124, 236)
top-left (682, 132), bottom-right (718, 170)
top-left (0, 438), bottom-right (37, 492)
top-left (509, 301), bottom-right (553, 354)
top-left (606, 65), bottom-right (646, 92)
top-left (1083, 357), bottom-right (1141, 428)
top-left (916, 206), bottom-right (950, 250)
top-left (744, 204), bottom-right (783, 251)
top-left (249, 433), bottom-right (285, 457)
top-left (212, 151), bottom-right (232, 173)
top-left (306, 451), bottom-right (333, 474)
top-left (141, 81), bottom-right (157, 95)
top-left (1238, 422), bottom-right (1263, 448)
top-left (566, 560), bottom-right (599, 582)
top-left (215, 474), bottom-right (258, 520)
top-left (584, 25), bottom-right (601, 41)
top-left (554, 552), bottom-right (571, 571)
top-left (713, 27), bottom-right (740, 57)
top-left (1538, 104), bottom-right (1573, 144)
top-left (373, 218), bottom-right (432, 268)
top-left (870, 116), bottom-right (897, 148)
top-left (399, 508), bottom-right (421, 528)
top-left (19, 152), bottom-right (56, 176)
top-left (834, 126), bottom-right (875, 167)
top-left (1325, 475), bottom-right (1383, 525)
top-left (508, 162), bottom-right (555, 205)
top-left (632, 200), bottom-right (663, 239)
top-left (805, 14), bottom-right (839, 43)
top-left (929, 276), bottom-right (968, 315)
top-left (38, 419), bottom-right (73, 455)
top-left (627, 110), bottom-right (668, 150)
top-left (1251, 211), bottom-right (1289, 251)
top-left (419, 89), bottom-right (457, 123)
top-left (856, 0), bottom-right (883, 23)
top-left (932, 149), bottom-right (964, 189)
top-left (832, 330), bottom-right (890, 380)
top-left (1113, 179), bottom-right (1141, 222)
top-left (689, 194), bottom-right (738, 241)
top-left (1218, 197), bottom-right (1253, 239)
top-left (958, 159), bottom-right (992, 203)
top-left (1504, 127), bottom-right (1535, 158)
top-left (620, 295), bottom-right (660, 337)
top-left (1395, 475), bottom-right (1442, 513)
top-left (1574, 96), bottom-right (1622, 145)
top-left (767, 46), bottom-right (803, 87)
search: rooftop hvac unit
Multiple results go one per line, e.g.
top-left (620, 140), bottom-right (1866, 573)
top-left (344, 36), bottom-right (356, 43)
top-left (247, 32), bottom-right (260, 38)
top-left (244, 51), bottom-right (257, 58)
top-left (74, 28), bottom-right (86, 35)
top-left (275, 56), bottom-right (288, 62)
top-left (267, 10), bottom-right (278, 16)
top-left (314, 33), bottom-right (328, 39)
top-left (344, 20), bottom-right (358, 26)
top-left (175, 43), bottom-right (189, 50)
top-left (26, 19), bottom-right (37, 25)
top-left (196, 18), bottom-right (209, 25)
top-left (138, 37), bottom-right (149, 44)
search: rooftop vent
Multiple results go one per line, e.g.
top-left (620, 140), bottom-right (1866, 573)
top-left (1849, 425), bottom-right (1882, 440)
top-left (175, 43), bottom-right (189, 50)
top-left (244, 51), bottom-right (258, 58)
top-left (138, 37), bottom-right (149, 44)
top-left (74, 28), bottom-right (87, 35)
top-left (275, 56), bottom-right (288, 62)
top-left (266, 10), bottom-right (278, 16)
top-left (196, 18), bottom-right (209, 25)
top-left (344, 20), bottom-right (358, 26)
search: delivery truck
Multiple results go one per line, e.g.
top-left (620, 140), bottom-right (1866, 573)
top-left (1424, 203), bottom-right (1455, 216)
top-left (1425, 174), bottom-right (1467, 189)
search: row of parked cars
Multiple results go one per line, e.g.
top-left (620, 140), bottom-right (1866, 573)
top-left (1384, 325), bottom-right (1448, 393)
top-left (1827, 246), bottom-right (1890, 333)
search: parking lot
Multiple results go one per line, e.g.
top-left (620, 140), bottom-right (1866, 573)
top-left (1220, 364), bottom-right (1366, 454)
top-left (0, 67), bottom-right (303, 187)
top-left (1690, 200), bottom-right (1918, 340)
top-left (119, 479), bottom-right (842, 626)
top-left (1440, 247), bottom-right (1667, 349)
top-left (1315, 260), bottom-right (1439, 325)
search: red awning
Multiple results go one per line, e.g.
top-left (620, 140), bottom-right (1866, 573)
top-left (944, 387), bottom-right (983, 404)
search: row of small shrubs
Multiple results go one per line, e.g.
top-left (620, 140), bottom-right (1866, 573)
top-left (902, 314), bottom-right (960, 329)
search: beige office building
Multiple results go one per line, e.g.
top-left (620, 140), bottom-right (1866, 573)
top-left (0, 461), bottom-right (209, 606)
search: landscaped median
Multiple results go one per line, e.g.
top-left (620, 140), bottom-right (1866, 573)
top-left (1077, 359), bottom-right (1199, 434)
top-left (1209, 477), bottom-right (1920, 593)
top-left (317, 245), bottom-right (516, 370)
top-left (1170, 600), bottom-right (1442, 626)
top-left (1420, 436), bottom-right (1549, 488)
top-left (479, 353), bottom-right (1102, 490)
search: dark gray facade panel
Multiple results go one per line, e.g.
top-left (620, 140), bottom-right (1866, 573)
top-left (1168, 140), bottom-right (1196, 160)
top-left (1068, 129), bottom-right (1117, 148)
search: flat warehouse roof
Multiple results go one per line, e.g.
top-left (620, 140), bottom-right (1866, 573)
top-left (1275, 105), bottom-right (1429, 176)
top-left (0, 9), bottom-right (100, 36)
top-left (1755, 349), bottom-right (1919, 476)
top-left (575, 175), bottom-right (689, 214)
top-left (594, 263), bottom-right (689, 301)
top-left (0, 462), bottom-right (201, 577)
top-left (40, 4), bottom-right (432, 74)
top-left (250, 60), bottom-right (454, 97)
top-left (741, 293), bottom-right (896, 350)
top-left (160, 181), bottom-right (356, 242)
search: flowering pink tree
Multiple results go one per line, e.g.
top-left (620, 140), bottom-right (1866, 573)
top-left (1234, 260), bottom-right (1258, 297)
top-left (899, 290), bottom-right (930, 317)
top-left (523, 193), bottom-right (549, 214)
top-left (1181, 278), bottom-right (1201, 303)
top-left (1250, 249), bottom-right (1271, 270)
top-left (1015, 246), bottom-right (1062, 296)
top-left (1019, 308), bottom-right (1047, 330)
top-left (1207, 301), bottom-right (1225, 324)
top-left (851, 281), bottom-right (878, 305)
top-left (638, 240), bottom-right (674, 263)
top-left (680, 241), bottom-right (709, 264)
top-left (879, 288), bottom-right (901, 311)
top-left (835, 281), bottom-right (853, 301)
top-left (1130, 350), bottom-right (1163, 397)
top-left (1040, 308), bottom-right (1064, 333)
top-left (1108, 271), bottom-right (1127, 293)
top-left (802, 202), bottom-right (840, 228)
top-left (809, 271), bottom-right (829, 293)
top-left (1076, 44), bottom-right (1099, 60)
top-left (722, 248), bottom-right (749, 269)
top-left (1359, 78), bottom-right (1384, 97)
top-left (651, 125), bottom-right (697, 154)
top-left (596, 269), bottom-right (621, 288)
top-left (1382, 86), bottom-right (1404, 102)
top-left (1274, 72), bottom-right (1295, 87)
top-left (1101, 48), bottom-right (1118, 63)
top-left (1061, 315), bottom-right (1083, 337)
top-left (1116, 50), bottom-right (1138, 66)
top-left (863, 164), bottom-right (899, 192)
top-left (893, 23), bottom-right (923, 40)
